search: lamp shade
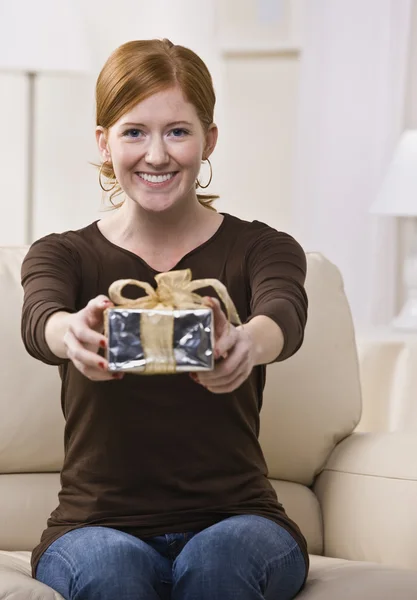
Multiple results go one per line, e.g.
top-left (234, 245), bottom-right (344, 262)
top-left (0, 0), bottom-right (90, 73)
top-left (370, 129), bottom-right (417, 217)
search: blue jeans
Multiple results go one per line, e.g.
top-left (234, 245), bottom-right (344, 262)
top-left (36, 515), bottom-right (306, 599)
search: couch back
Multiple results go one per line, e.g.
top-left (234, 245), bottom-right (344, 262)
top-left (0, 248), bottom-right (362, 555)
top-left (260, 253), bottom-right (362, 553)
top-left (0, 247), bottom-right (63, 551)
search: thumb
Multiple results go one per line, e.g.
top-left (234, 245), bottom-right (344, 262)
top-left (203, 296), bottom-right (228, 340)
top-left (85, 295), bottom-right (113, 328)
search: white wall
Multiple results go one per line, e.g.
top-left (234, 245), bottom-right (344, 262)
top-left (216, 0), bottom-right (303, 229)
top-left (405, 0), bottom-right (417, 129)
top-left (218, 52), bottom-right (299, 231)
top-left (398, 0), bottom-right (417, 309)
top-left (0, 0), bottom-right (162, 244)
top-left (0, 74), bottom-right (28, 244)
top-left (34, 73), bottom-right (99, 239)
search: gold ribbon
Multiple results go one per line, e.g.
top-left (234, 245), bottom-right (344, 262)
top-left (106, 269), bottom-right (241, 374)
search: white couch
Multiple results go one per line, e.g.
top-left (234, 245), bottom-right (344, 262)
top-left (0, 247), bottom-right (417, 599)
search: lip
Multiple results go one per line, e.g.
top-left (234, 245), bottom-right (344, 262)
top-left (135, 171), bottom-right (178, 188)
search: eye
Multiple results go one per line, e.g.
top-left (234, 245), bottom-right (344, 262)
top-left (170, 128), bottom-right (189, 138)
top-left (122, 128), bottom-right (142, 138)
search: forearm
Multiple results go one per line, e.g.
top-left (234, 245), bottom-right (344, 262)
top-left (240, 315), bottom-right (284, 366)
top-left (44, 311), bottom-right (72, 359)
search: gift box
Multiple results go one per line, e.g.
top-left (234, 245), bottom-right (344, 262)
top-left (104, 269), bottom-right (240, 375)
top-left (106, 307), bottom-right (214, 373)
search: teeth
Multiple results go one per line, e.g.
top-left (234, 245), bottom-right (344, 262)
top-left (138, 173), bottom-right (174, 183)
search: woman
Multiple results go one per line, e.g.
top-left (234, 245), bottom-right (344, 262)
top-left (21, 39), bottom-right (309, 600)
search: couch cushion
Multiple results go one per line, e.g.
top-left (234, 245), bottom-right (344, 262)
top-left (260, 253), bottom-right (362, 486)
top-left (314, 432), bottom-right (417, 570)
top-left (299, 555), bottom-right (417, 599)
top-left (0, 551), bottom-right (63, 599)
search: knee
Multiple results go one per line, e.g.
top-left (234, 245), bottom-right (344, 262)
top-left (65, 527), bottom-right (138, 564)
top-left (173, 522), bottom-right (252, 583)
top-left (43, 527), bottom-right (156, 592)
top-left (80, 527), bottom-right (158, 575)
top-left (172, 518), bottom-right (306, 599)
top-left (173, 537), bottom-right (255, 600)
top-left (173, 515), bottom-right (297, 582)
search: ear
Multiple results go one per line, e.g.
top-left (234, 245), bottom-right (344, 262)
top-left (203, 123), bottom-right (218, 159)
top-left (96, 126), bottom-right (112, 162)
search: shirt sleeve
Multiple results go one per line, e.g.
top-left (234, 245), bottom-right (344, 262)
top-left (21, 234), bottom-right (80, 365)
top-left (245, 227), bottom-right (308, 362)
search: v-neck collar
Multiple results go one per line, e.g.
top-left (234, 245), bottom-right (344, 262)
top-left (91, 213), bottom-right (231, 274)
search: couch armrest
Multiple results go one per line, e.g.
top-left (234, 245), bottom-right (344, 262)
top-left (313, 432), bottom-right (417, 570)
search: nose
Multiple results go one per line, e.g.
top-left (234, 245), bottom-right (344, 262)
top-left (145, 135), bottom-right (169, 167)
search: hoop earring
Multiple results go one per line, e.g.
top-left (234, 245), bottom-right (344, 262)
top-left (99, 161), bottom-right (117, 193)
top-left (196, 158), bottom-right (213, 189)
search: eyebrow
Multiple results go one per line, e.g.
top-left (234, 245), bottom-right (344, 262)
top-left (119, 121), bottom-right (193, 128)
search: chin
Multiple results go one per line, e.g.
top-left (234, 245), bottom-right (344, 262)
top-left (133, 191), bottom-right (191, 214)
top-left (135, 198), bottom-right (178, 214)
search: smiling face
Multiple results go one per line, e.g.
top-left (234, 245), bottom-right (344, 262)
top-left (96, 86), bottom-right (218, 214)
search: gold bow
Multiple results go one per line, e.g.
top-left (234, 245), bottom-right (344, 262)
top-left (106, 269), bottom-right (241, 374)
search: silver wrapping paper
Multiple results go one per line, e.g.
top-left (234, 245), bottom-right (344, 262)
top-left (107, 308), bottom-right (214, 373)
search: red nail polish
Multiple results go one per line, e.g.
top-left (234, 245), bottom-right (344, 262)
top-left (99, 340), bottom-right (107, 349)
top-left (99, 361), bottom-right (106, 369)
top-left (112, 373), bottom-right (124, 379)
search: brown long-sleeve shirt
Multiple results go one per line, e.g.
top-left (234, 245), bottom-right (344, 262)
top-left (21, 212), bottom-right (309, 577)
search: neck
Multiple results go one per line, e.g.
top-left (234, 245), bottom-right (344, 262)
top-left (121, 199), bottom-right (210, 244)
top-left (101, 195), bottom-right (222, 260)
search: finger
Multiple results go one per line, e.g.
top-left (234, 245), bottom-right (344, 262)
top-left (199, 347), bottom-right (247, 385)
top-left (214, 325), bottom-right (238, 359)
top-left (205, 370), bottom-right (247, 394)
top-left (71, 357), bottom-right (120, 381)
top-left (69, 322), bottom-right (108, 352)
top-left (199, 361), bottom-right (248, 388)
top-left (202, 296), bottom-right (236, 359)
top-left (64, 330), bottom-right (110, 373)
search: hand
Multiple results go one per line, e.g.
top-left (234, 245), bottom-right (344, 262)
top-left (191, 297), bottom-right (255, 394)
top-left (63, 295), bottom-right (123, 381)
